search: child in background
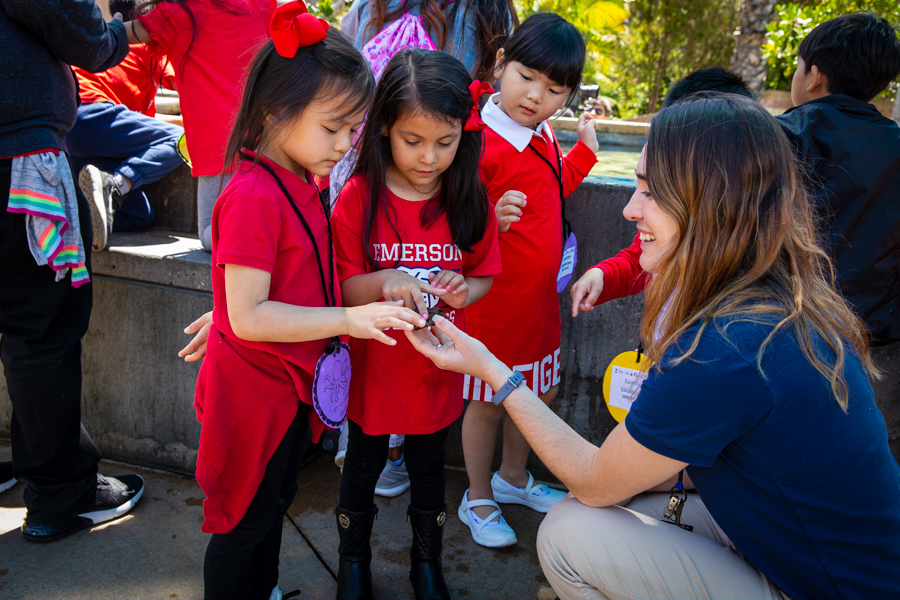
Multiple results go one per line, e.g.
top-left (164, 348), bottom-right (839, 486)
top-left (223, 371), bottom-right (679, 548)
top-left (193, 5), bottom-right (425, 599)
top-left (330, 49), bottom-right (501, 600)
top-left (460, 13), bottom-right (599, 548)
top-left (120, 0), bottom-right (275, 251)
top-left (776, 12), bottom-right (900, 346)
top-left (69, 0), bottom-right (182, 250)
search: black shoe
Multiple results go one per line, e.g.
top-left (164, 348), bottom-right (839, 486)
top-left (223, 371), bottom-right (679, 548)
top-left (408, 504), bottom-right (451, 600)
top-left (78, 165), bottom-right (122, 251)
top-left (335, 504), bottom-right (378, 600)
top-left (21, 473), bottom-right (144, 543)
top-left (0, 461), bottom-right (16, 493)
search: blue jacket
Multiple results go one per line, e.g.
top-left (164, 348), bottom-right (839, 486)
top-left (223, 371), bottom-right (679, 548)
top-left (0, 0), bottom-right (128, 158)
top-left (777, 95), bottom-right (900, 345)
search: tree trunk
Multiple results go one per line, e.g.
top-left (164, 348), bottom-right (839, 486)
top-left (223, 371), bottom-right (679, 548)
top-left (731, 0), bottom-right (776, 98)
top-left (893, 86), bottom-right (900, 123)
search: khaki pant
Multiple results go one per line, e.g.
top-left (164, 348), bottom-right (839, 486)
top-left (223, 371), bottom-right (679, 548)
top-left (537, 494), bottom-right (790, 600)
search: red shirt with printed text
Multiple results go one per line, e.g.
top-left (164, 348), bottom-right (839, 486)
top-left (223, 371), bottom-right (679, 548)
top-left (331, 175), bottom-right (502, 435)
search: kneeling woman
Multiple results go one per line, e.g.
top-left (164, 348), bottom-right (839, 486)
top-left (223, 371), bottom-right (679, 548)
top-left (406, 93), bottom-right (900, 599)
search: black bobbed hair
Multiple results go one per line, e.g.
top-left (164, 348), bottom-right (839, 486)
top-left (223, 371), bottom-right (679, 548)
top-left (497, 13), bottom-right (586, 103)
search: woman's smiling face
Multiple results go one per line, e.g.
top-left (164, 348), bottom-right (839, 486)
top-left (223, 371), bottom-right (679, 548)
top-left (623, 146), bottom-right (679, 274)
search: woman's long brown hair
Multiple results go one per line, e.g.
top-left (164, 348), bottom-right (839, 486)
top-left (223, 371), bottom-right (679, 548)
top-left (641, 93), bottom-right (877, 410)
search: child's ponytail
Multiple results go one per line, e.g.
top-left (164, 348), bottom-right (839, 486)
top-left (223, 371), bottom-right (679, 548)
top-left (352, 49), bottom-right (492, 270)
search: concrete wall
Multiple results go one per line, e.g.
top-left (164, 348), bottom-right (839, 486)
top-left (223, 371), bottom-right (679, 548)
top-left (2, 176), bottom-right (898, 476)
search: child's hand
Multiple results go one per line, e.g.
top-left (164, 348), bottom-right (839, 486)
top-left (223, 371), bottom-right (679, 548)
top-left (178, 311), bottom-right (213, 362)
top-left (570, 268), bottom-right (604, 317)
top-left (496, 190), bottom-right (527, 233)
top-left (381, 270), bottom-right (447, 319)
top-left (576, 112), bottom-right (600, 153)
top-left (429, 270), bottom-right (468, 309)
top-left (345, 300), bottom-right (427, 346)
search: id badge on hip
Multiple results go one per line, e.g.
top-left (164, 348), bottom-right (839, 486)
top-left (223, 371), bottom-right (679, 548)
top-left (312, 341), bottom-right (351, 428)
top-left (556, 232), bottom-right (577, 293)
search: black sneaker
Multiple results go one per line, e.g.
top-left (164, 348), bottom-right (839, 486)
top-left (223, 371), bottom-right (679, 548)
top-left (0, 461), bottom-right (16, 493)
top-left (21, 473), bottom-right (144, 543)
top-left (78, 165), bottom-right (122, 251)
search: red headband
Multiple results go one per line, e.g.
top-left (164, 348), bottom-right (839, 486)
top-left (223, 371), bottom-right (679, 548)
top-left (464, 80), bottom-right (495, 131)
top-left (270, 1), bottom-right (330, 59)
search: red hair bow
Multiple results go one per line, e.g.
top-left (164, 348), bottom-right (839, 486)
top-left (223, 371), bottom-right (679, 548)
top-left (270, 1), bottom-right (330, 59)
top-left (464, 80), bottom-right (495, 131)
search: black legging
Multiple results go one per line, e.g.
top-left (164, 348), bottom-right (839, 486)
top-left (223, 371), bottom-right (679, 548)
top-left (204, 403), bottom-right (310, 600)
top-left (339, 420), bottom-right (450, 512)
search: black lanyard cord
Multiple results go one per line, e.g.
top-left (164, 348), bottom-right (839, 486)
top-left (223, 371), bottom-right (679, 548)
top-left (245, 155), bottom-right (340, 352)
top-left (527, 135), bottom-right (572, 242)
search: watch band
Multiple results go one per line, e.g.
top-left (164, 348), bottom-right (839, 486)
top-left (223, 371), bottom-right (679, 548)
top-left (491, 370), bottom-right (525, 406)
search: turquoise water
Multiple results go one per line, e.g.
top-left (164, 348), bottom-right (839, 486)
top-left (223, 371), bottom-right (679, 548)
top-left (561, 144), bottom-right (640, 180)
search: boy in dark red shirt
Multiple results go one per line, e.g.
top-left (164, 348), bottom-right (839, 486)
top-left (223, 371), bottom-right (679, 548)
top-left (67, 0), bottom-right (183, 251)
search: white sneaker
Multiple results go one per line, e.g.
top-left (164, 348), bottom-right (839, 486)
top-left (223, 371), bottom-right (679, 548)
top-left (374, 458), bottom-right (410, 497)
top-left (269, 586), bottom-right (283, 600)
top-left (334, 425), bottom-right (349, 468)
top-left (491, 471), bottom-right (566, 513)
top-left (457, 490), bottom-right (517, 548)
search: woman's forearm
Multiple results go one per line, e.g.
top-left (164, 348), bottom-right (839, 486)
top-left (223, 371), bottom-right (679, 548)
top-left (481, 360), bottom-right (613, 504)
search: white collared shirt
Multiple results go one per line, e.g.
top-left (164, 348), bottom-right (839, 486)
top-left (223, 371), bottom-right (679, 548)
top-left (480, 93), bottom-right (553, 153)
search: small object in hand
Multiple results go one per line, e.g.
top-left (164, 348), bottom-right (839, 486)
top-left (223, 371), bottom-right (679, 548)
top-left (414, 307), bottom-right (446, 330)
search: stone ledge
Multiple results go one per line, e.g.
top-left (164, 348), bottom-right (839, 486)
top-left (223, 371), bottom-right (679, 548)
top-left (94, 230), bottom-right (212, 292)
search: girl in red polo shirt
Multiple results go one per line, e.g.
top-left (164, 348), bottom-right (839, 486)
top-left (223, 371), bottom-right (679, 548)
top-left (459, 13), bottom-right (600, 548)
top-left (192, 6), bottom-right (425, 599)
top-left (122, 0), bottom-right (275, 252)
top-left (330, 50), bottom-right (501, 600)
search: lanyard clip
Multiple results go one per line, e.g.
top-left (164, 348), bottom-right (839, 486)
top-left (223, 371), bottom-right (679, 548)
top-left (660, 472), bottom-right (694, 532)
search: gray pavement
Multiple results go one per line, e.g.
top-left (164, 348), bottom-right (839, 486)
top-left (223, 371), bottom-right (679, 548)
top-left (0, 442), bottom-right (557, 599)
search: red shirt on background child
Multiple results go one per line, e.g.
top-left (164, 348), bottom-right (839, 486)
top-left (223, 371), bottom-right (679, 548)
top-left (195, 151), bottom-right (335, 533)
top-left (592, 232), bottom-right (646, 304)
top-left (74, 44), bottom-right (175, 116)
top-left (137, 0), bottom-right (275, 176)
top-left (331, 175), bottom-right (501, 435)
top-left (464, 94), bottom-right (596, 401)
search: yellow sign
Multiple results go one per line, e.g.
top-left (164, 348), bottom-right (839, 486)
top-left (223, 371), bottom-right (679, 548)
top-left (602, 350), bottom-right (651, 422)
top-left (176, 133), bottom-right (192, 168)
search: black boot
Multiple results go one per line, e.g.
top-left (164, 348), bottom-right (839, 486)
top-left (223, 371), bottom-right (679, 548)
top-left (408, 504), bottom-right (451, 600)
top-left (335, 505), bottom-right (378, 600)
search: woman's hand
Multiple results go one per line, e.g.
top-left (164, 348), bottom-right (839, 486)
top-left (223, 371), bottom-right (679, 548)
top-left (381, 270), bottom-right (446, 318)
top-left (404, 315), bottom-right (508, 386)
top-left (495, 190), bottom-right (526, 233)
top-left (577, 112), bottom-right (600, 153)
top-left (428, 270), bottom-right (468, 309)
top-left (178, 311), bottom-right (213, 362)
top-left (345, 300), bottom-right (427, 346)
top-left (570, 268), bottom-right (604, 317)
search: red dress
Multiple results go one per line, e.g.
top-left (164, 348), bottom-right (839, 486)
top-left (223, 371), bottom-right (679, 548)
top-left (195, 151), bottom-right (335, 533)
top-left (331, 175), bottom-right (502, 435)
top-left (464, 103), bottom-right (597, 401)
top-left (137, 0), bottom-right (275, 176)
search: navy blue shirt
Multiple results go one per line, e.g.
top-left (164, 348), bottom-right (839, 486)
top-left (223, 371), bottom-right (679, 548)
top-left (626, 316), bottom-right (900, 600)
